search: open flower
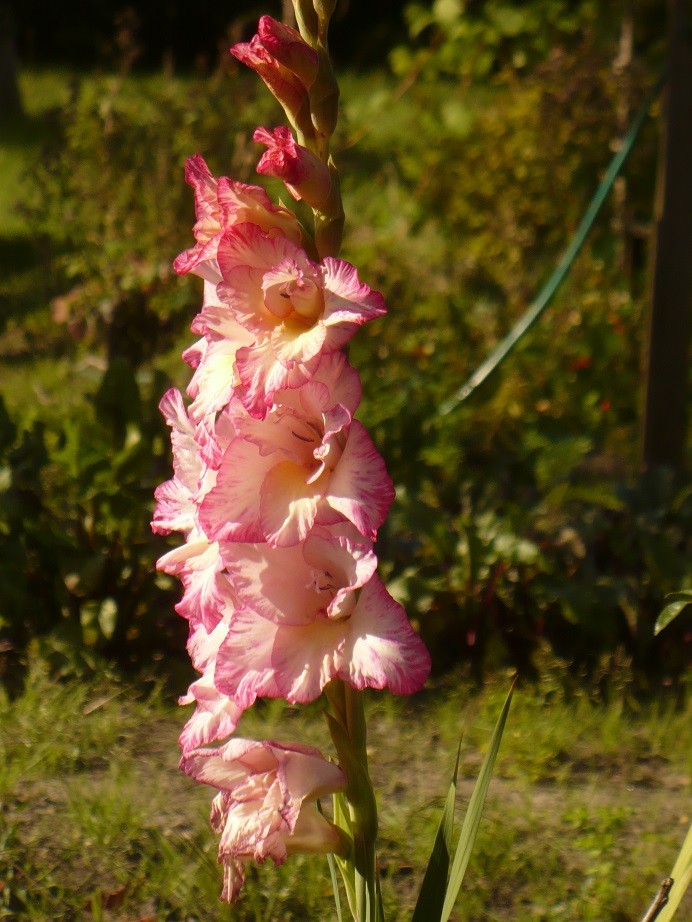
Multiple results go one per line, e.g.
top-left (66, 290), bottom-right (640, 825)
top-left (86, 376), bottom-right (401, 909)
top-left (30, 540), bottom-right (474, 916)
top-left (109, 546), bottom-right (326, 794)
top-left (231, 17), bottom-right (318, 137)
top-left (214, 522), bottom-right (431, 705)
top-left (214, 222), bottom-right (386, 417)
top-left (181, 739), bottom-right (348, 902)
top-left (254, 126), bottom-right (332, 207)
top-left (199, 351), bottom-right (394, 545)
top-left (173, 154), bottom-right (301, 282)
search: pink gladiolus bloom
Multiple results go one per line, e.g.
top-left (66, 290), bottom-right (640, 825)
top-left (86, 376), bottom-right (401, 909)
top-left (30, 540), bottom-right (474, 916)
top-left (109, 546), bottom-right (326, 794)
top-left (178, 614), bottom-right (245, 752)
top-left (173, 154), bottom-right (301, 282)
top-left (214, 223), bottom-right (387, 417)
top-left (199, 352), bottom-right (394, 545)
top-left (183, 281), bottom-right (255, 423)
top-left (151, 388), bottom-right (217, 538)
top-left (254, 126), bottom-right (331, 207)
top-left (214, 523), bottom-right (431, 705)
top-left (153, 388), bottom-right (233, 628)
top-left (181, 739), bottom-right (347, 902)
top-left (231, 17), bottom-right (318, 134)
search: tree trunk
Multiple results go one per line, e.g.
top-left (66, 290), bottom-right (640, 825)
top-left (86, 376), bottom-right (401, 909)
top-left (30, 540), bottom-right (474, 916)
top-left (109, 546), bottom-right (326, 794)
top-left (640, 0), bottom-right (692, 473)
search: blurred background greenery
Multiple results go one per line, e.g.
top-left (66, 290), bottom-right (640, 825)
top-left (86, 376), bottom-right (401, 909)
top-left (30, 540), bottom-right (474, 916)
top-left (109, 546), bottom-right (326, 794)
top-left (0, 0), bottom-right (690, 698)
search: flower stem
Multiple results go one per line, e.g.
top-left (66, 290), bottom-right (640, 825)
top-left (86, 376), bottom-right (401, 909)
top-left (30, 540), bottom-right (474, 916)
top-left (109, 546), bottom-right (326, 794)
top-left (325, 680), bottom-right (380, 922)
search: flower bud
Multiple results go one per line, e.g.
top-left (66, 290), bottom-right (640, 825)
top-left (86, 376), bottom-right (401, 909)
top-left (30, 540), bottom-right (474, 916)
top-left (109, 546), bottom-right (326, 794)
top-left (231, 17), bottom-right (318, 138)
top-left (254, 126), bottom-right (332, 207)
top-left (258, 15), bottom-right (319, 86)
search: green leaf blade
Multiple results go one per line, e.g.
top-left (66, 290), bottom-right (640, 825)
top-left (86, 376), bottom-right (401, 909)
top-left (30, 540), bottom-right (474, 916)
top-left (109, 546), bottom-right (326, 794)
top-left (440, 681), bottom-right (515, 922)
top-left (654, 590), bottom-right (692, 635)
top-left (411, 738), bottom-right (462, 922)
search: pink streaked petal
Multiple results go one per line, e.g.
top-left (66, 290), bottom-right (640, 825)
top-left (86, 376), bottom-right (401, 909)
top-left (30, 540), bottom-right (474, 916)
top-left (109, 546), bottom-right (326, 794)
top-left (152, 477), bottom-right (196, 535)
top-left (235, 337), bottom-right (318, 420)
top-left (218, 264), bottom-right (269, 336)
top-left (182, 337), bottom-right (204, 369)
top-left (185, 615), bottom-right (230, 672)
top-left (157, 538), bottom-right (229, 629)
top-left (326, 420), bottom-right (395, 539)
top-left (216, 608), bottom-right (344, 704)
top-left (195, 280), bottom-right (256, 344)
top-left (182, 738), bottom-right (264, 789)
top-left (199, 439), bottom-right (272, 542)
top-left (187, 336), bottom-right (240, 423)
top-left (259, 459), bottom-right (319, 546)
top-left (229, 401), bottom-right (313, 465)
top-left (186, 153), bottom-right (220, 240)
top-left (218, 222), bottom-right (298, 281)
top-left (339, 574), bottom-right (431, 695)
top-left (322, 258), bottom-right (387, 324)
top-left (303, 523), bottom-right (377, 619)
top-left (179, 682), bottom-right (244, 752)
top-left (177, 557), bottom-right (230, 631)
top-left (174, 237), bottom-right (222, 283)
top-left (217, 177), bottom-right (302, 244)
top-left (220, 856), bottom-right (246, 903)
top-left (220, 541), bottom-right (316, 626)
top-left (214, 613), bottom-right (282, 708)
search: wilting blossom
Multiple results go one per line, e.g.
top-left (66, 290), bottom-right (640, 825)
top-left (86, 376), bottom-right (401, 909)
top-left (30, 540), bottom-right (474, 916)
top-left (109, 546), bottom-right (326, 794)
top-left (231, 17), bottom-right (318, 135)
top-left (254, 126), bottom-right (332, 207)
top-left (173, 154), bottom-right (301, 282)
top-left (199, 351), bottom-right (394, 546)
top-left (214, 521), bottom-right (431, 705)
top-left (181, 739), bottom-right (348, 902)
top-left (213, 222), bottom-right (387, 417)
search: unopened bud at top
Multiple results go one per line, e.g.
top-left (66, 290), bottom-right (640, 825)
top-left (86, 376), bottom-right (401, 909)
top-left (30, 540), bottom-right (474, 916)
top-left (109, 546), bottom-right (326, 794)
top-left (257, 15), bottom-right (319, 86)
top-left (231, 16), bottom-right (318, 138)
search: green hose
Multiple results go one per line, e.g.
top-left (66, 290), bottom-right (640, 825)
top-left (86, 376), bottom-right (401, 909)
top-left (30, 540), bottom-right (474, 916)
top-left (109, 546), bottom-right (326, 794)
top-left (439, 70), bottom-right (667, 416)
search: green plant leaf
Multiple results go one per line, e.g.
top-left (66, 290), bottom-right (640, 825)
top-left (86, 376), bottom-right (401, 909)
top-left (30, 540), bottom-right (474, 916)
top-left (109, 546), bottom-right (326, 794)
top-left (326, 853), bottom-right (344, 922)
top-left (654, 590), bottom-right (692, 635)
top-left (411, 737), bottom-right (462, 922)
top-left (440, 680), bottom-right (515, 922)
top-left (652, 821), bottom-right (692, 922)
top-left (332, 790), bottom-right (357, 920)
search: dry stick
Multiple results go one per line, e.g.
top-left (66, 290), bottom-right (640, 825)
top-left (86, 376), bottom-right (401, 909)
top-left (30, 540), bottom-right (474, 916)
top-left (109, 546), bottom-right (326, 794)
top-left (639, 878), bottom-right (674, 922)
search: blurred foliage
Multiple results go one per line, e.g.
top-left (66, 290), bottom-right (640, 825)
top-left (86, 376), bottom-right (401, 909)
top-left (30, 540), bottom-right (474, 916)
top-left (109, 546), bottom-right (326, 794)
top-left (21, 69), bottom-right (279, 360)
top-left (392, 0), bottom-right (665, 80)
top-left (0, 362), bottom-right (186, 694)
top-left (0, 1), bottom-right (689, 693)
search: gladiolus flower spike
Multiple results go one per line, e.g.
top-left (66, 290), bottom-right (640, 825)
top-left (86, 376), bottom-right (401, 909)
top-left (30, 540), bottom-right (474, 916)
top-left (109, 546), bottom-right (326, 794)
top-left (153, 2), bottom-right (431, 912)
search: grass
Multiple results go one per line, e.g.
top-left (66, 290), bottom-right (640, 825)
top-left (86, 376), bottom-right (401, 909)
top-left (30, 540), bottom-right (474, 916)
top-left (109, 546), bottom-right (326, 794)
top-left (1, 656), bottom-right (690, 920)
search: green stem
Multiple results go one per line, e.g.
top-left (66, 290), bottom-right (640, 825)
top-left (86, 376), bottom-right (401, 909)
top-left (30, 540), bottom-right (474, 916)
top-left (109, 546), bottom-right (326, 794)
top-left (325, 681), bottom-right (381, 922)
top-left (344, 685), bottom-right (378, 922)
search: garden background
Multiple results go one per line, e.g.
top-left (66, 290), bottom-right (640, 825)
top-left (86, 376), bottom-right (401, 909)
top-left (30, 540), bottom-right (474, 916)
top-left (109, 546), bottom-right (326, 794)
top-left (0, 0), bottom-right (690, 918)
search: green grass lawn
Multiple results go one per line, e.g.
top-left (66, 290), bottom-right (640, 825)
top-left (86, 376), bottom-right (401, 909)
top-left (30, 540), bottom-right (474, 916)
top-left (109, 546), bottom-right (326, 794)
top-left (1, 657), bottom-right (690, 920)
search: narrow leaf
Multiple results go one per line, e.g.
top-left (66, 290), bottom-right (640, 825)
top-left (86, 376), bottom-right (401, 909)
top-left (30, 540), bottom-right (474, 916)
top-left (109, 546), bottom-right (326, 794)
top-left (655, 591), bottom-right (692, 635)
top-left (653, 821), bottom-right (692, 922)
top-left (411, 737), bottom-right (463, 922)
top-left (440, 681), bottom-right (515, 922)
top-left (332, 791), bottom-right (357, 919)
top-left (326, 853), bottom-right (344, 922)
